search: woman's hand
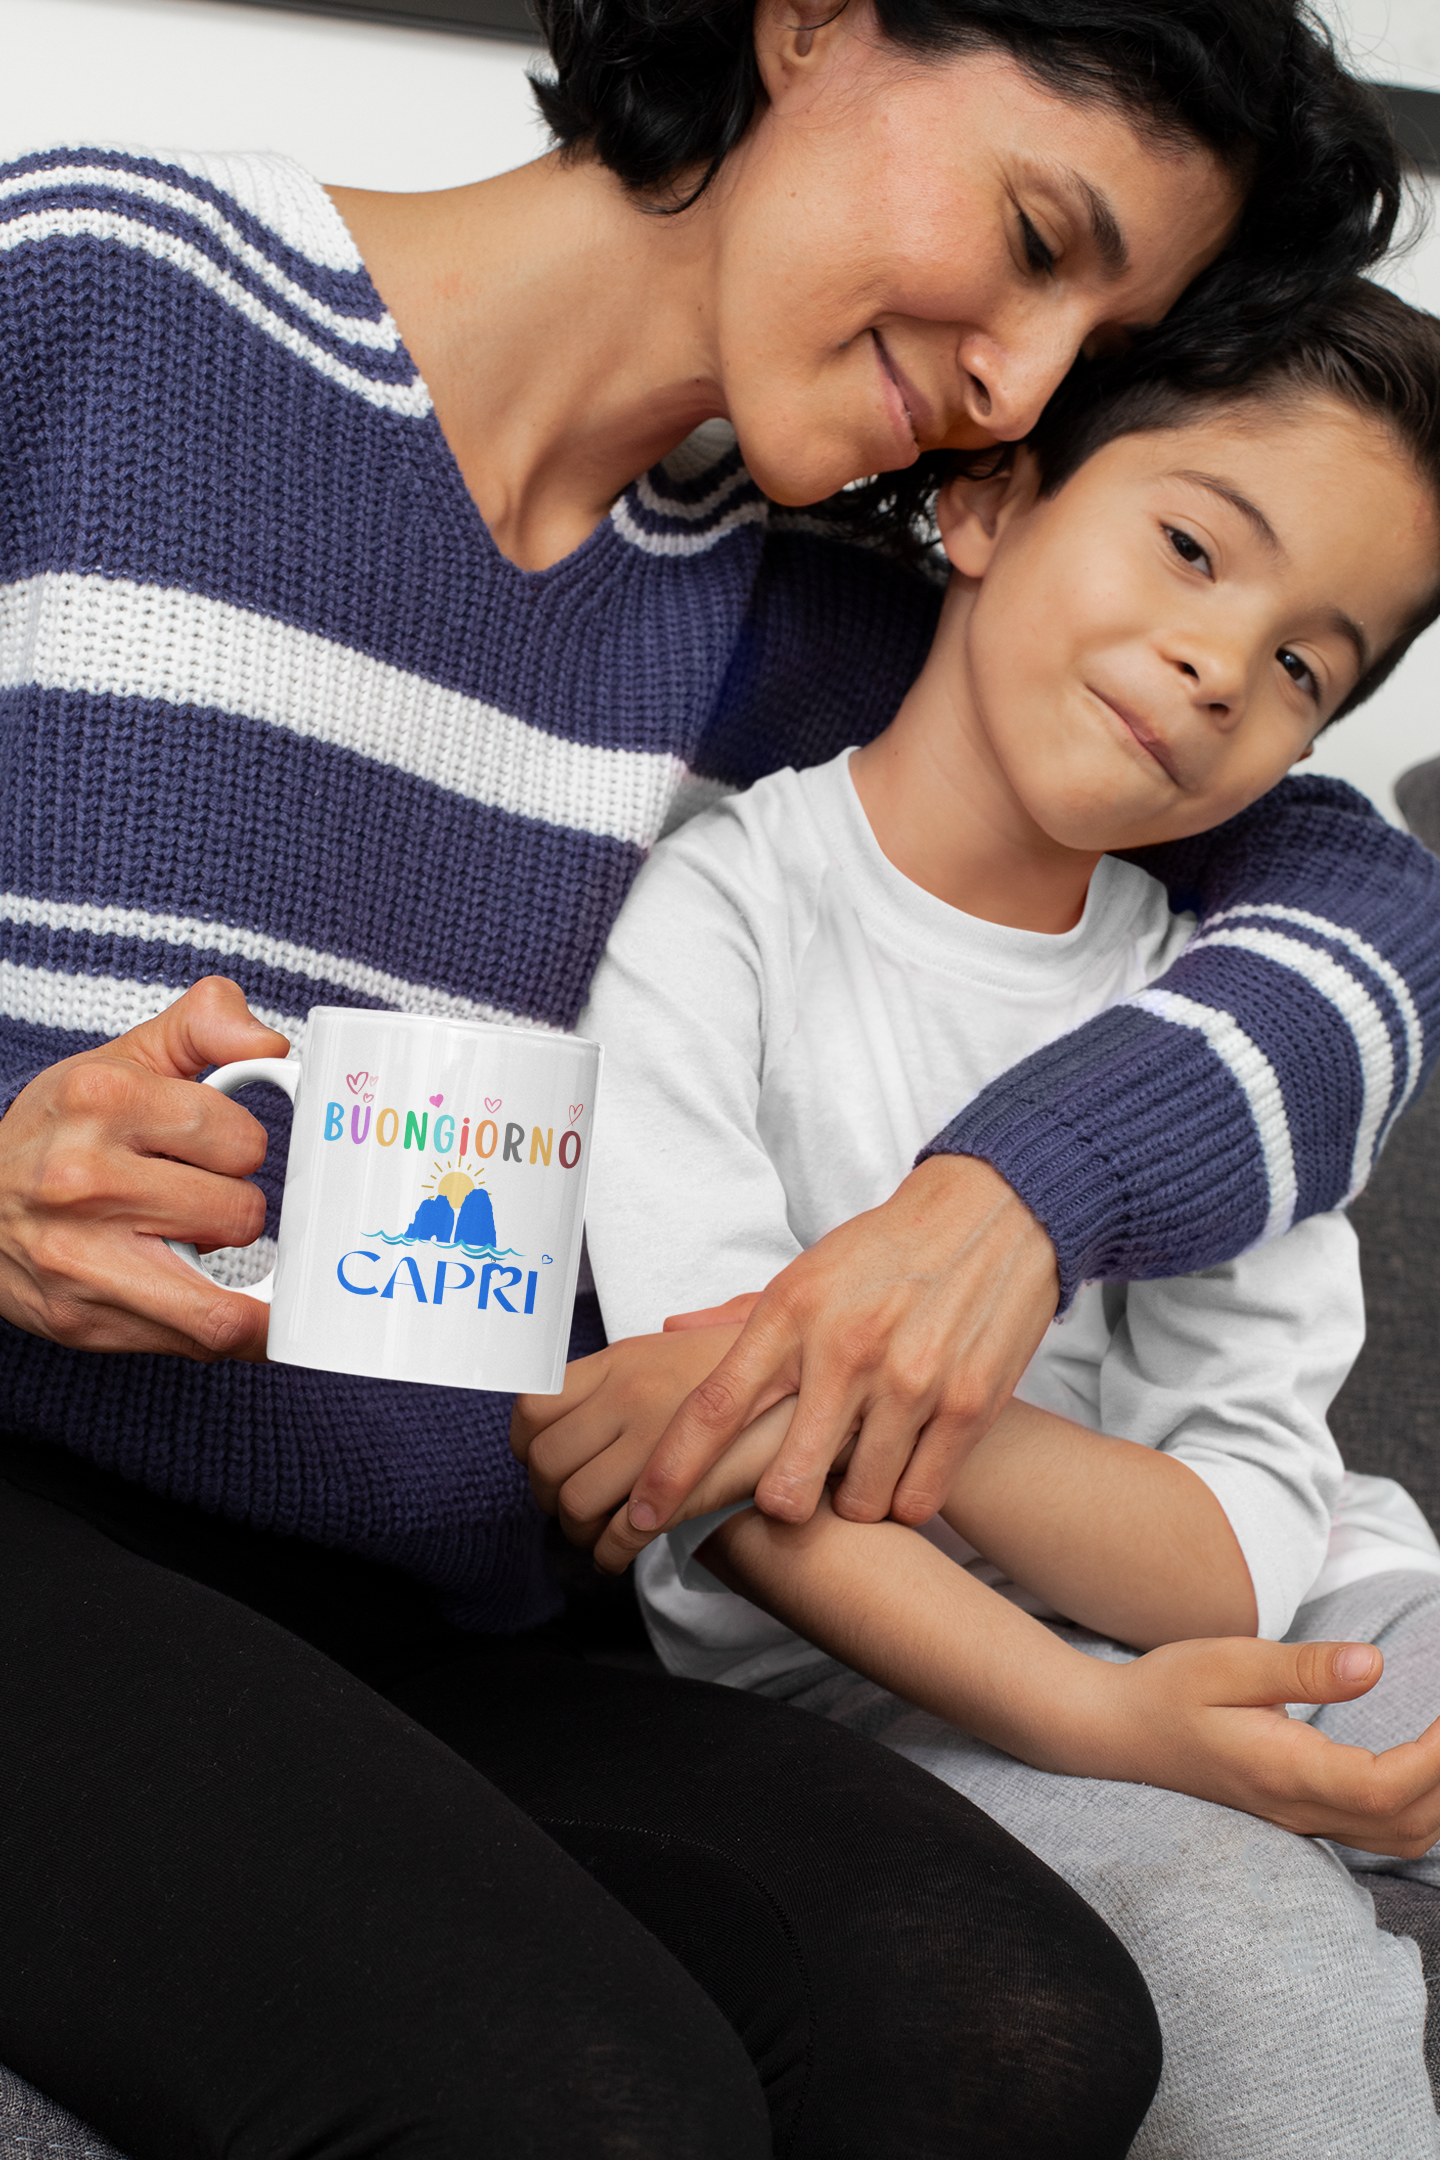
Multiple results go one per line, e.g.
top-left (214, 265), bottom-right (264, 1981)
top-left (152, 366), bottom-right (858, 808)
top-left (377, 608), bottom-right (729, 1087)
top-left (514, 1319), bottom-right (752, 1548)
top-left (0, 976), bottom-right (289, 1361)
top-left (608, 1156), bottom-right (1058, 1566)
top-left (1072, 1637), bottom-right (1440, 1858)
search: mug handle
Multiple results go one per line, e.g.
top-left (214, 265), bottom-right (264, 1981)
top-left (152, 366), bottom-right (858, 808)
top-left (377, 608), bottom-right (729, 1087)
top-left (164, 1056), bottom-right (300, 1306)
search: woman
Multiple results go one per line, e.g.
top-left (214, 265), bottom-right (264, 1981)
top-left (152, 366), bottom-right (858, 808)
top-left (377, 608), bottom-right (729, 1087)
top-left (0, 2), bottom-right (1424, 2154)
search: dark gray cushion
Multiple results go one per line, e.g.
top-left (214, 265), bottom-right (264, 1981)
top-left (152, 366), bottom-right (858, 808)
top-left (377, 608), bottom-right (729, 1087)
top-left (1369, 1878), bottom-right (1440, 2101)
top-left (1396, 756), bottom-right (1440, 858)
top-left (1329, 1063), bottom-right (1440, 1531)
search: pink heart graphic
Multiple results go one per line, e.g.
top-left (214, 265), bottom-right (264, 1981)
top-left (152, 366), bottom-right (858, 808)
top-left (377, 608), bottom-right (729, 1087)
top-left (568, 1103), bottom-right (584, 1125)
top-left (429, 1093), bottom-right (444, 1108)
top-left (362, 1093), bottom-right (374, 1104)
top-left (345, 1071), bottom-right (368, 1096)
top-left (485, 1096), bottom-right (501, 1112)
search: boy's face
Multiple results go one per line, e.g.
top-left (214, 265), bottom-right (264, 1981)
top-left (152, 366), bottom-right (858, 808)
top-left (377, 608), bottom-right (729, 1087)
top-left (949, 397), bottom-right (1438, 852)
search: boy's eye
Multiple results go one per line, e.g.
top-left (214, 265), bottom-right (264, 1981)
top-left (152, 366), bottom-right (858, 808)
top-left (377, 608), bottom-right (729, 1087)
top-left (1164, 526), bottom-right (1212, 575)
top-left (1278, 648), bottom-right (1318, 699)
top-left (1019, 213), bottom-right (1056, 278)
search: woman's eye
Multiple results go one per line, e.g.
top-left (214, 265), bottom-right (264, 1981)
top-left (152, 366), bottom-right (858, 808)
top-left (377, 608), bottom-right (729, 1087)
top-left (1164, 526), bottom-right (1212, 575)
top-left (1019, 213), bottom-right (1056, 277)
top-left (1278, 648), bottom-right (1318, 699)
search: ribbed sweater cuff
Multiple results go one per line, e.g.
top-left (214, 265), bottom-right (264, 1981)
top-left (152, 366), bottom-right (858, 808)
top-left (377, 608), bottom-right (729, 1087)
top-left (919, 1103), bottom-right (1129, 1313)
top-left (919, 1004), bottom-right (1275, 1308)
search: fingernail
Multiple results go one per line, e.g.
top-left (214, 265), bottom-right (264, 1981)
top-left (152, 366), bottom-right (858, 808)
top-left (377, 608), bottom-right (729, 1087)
top-left (1334, 1645), bottom-right (1375, 1682)
top-left (629, 1501), bottom-right (656, 1532)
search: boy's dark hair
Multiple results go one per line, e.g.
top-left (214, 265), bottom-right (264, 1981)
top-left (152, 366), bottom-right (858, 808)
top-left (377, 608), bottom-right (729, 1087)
top-left (533, 1), bottom-right (1403, 536)
top-left (1024, 277), bottom-right (1440, 721)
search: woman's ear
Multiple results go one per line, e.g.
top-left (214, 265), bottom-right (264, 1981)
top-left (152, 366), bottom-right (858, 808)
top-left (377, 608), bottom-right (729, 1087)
top-left (754, 0), bottom-right (853, 103)
top-left (936, 448), bottom-right (1042, 579)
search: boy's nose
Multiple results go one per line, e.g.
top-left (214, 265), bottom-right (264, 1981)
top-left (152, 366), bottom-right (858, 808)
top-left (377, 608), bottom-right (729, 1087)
top-left (1171, 649), bottom-right (1245, 730)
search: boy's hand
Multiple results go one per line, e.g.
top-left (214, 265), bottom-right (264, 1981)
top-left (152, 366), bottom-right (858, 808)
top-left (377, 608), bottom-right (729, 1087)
top-left (513, 1322), bottom-right (749, 1549)
top-left (1080, 1637), bottom-right (1440, 1858)
top-left (620, 1156), bottom-right (1058, 1544)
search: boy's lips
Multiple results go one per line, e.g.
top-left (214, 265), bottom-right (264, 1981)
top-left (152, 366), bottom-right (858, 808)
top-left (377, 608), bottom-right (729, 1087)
top-left (872, 331), bottom-right (933, 454)
top-left (1090, 688), bottom-right (1183, 785)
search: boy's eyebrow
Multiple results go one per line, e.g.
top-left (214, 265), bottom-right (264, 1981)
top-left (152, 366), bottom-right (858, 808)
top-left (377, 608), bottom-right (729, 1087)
top-left (1319, 605), bottom-right (1371, 675)
top-left (1169, 470), bottom-right (1372, 672)
top-left (1171, 470), bottom-right (1283, 555)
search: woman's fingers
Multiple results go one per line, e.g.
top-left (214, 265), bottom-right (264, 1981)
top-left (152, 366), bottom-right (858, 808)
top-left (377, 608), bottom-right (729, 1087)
top-left (593, 1398), bottom-right (797, 1574)
top-left (524, 1326), bottom-right (752, 1546)
top-left (0, 1221), bottom-right (271, 1359)
top-left (0, 977), bottom-right (288, 1360)
top-left (626, 1156), bottom-right (1058, 1539)
top-left (110, 973), bottom-right (291, 1080)
top-left (622, 1312), bottom-right (800, 1535)
top-left (556, 1432), bottom-right (655, 1547)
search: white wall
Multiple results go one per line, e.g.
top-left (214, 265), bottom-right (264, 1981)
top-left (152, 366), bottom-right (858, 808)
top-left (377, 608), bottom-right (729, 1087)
top-left (1, 0), bottom-right (1437, 818)
top-left (1316, 0), bottom-right (1440, 94)
top-left (0, 0), bottom-right (545, 192)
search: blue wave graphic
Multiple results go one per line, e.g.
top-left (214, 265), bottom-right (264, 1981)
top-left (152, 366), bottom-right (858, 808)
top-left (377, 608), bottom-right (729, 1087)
top-left (363, 1231), bottom-right (525, 1262)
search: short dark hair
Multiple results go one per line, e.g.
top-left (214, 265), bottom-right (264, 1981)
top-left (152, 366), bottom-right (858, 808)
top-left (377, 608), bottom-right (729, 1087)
top-left (532, 2), bottom-right (1403, 478)
top-left (1023, 277), bottom-right (1440, 721)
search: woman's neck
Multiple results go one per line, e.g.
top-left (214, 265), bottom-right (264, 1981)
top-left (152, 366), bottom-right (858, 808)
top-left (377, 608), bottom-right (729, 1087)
top-left (329, 154), bottom-right (729, 571)
top-left (849, 590), bottom-right (1102, 935)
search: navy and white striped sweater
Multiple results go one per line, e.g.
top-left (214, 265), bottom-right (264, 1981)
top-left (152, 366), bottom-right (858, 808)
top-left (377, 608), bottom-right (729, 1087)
top-left (0, 144), bottom-right (1434, 1628)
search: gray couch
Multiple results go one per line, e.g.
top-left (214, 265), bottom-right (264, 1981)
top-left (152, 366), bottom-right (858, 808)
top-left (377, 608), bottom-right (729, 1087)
top-left (6, 761), bottom-right (1440, 2154)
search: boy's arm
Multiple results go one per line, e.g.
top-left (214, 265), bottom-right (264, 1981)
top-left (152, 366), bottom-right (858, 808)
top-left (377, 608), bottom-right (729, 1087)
top-left (938, 1399), bottom-right (1258, 1646)
top-left (698, 1502), bottom-right (1440, 1859)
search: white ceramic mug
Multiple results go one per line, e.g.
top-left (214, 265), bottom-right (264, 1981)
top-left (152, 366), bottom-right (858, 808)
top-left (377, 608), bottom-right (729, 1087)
top-left (167, 1008), bottom-right (601, 1393)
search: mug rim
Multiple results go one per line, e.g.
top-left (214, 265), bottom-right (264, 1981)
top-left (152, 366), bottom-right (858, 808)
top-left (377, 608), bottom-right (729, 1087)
top-left (305, 1006), bottom-right (600, 1052)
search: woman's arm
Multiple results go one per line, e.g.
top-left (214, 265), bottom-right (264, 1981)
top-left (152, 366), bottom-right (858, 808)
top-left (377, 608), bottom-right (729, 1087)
top-left (931, 775), bottom-right (1439, 1299)
top-left (700, 1502), bottom-right (1440, 1859)
top-left (625, 777), bottom-right (1437, 1543)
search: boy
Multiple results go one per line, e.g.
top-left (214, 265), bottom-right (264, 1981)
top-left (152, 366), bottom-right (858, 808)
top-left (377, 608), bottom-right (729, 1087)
top-left (542, 281), bottom-right (1440, 2155)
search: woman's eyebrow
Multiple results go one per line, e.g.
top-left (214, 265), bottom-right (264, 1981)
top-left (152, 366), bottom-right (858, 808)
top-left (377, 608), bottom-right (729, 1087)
top-left (1061, 171), bottom-right (1130, 278)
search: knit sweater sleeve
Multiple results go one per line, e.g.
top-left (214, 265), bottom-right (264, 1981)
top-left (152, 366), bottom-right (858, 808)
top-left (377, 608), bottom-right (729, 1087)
top-left (921, 775), bottom-right (1440, 1306)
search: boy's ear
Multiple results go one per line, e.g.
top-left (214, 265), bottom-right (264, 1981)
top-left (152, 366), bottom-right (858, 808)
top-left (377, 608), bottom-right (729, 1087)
top-left (936, 448), bottom-right (1042, 579)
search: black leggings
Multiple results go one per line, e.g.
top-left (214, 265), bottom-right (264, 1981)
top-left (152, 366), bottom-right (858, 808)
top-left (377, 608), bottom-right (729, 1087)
top-left (0, 1438), bottom-right (1161, 2159)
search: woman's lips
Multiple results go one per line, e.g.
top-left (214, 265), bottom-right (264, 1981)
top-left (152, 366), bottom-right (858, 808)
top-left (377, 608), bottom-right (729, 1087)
top-left (1091, 688), bottom-right (1183, 784)
top-left (871, 330), bottom-right (928, 459)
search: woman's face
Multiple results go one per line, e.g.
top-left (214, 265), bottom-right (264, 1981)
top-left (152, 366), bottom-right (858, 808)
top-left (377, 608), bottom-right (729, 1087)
top-left (711, 5), bottom-right (1242, 506)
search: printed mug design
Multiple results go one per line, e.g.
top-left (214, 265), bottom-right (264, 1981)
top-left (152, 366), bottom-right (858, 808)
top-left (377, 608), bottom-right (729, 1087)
top-left (320, 1088), bottom-right (590, 1339)
top-left (213, 1011), bottom-right (606, 1395)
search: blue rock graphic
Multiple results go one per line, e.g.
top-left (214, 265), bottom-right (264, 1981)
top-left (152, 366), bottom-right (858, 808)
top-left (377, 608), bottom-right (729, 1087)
top-left (455, 1186), bottom-right (497, 1248)
top-left (404, 1193), bottom-right (455, 1242)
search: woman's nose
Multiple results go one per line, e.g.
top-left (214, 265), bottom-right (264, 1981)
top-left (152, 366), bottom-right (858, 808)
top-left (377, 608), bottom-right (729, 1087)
top-left (957, 313), bottom-right (1085, 441)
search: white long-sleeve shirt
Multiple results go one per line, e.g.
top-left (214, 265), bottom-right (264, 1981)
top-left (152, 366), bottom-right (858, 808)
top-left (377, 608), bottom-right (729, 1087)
top-left (580, 751), bottom-right (1440, 1690)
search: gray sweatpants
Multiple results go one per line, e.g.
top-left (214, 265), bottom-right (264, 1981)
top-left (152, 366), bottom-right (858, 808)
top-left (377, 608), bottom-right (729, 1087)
top-left (775, 1569), bottom-right (1440, 2160)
